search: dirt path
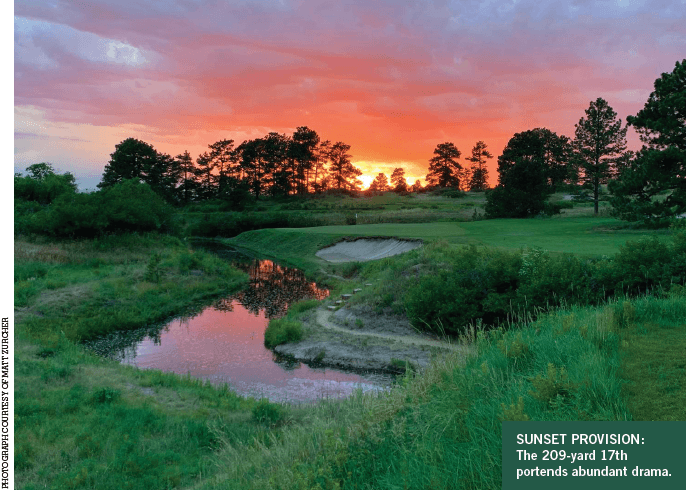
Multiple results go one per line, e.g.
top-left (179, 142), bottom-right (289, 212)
top-left (315, 308), bottom-right (468, 352)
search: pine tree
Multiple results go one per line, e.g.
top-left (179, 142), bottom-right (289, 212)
top-left (368, 173), bottom-right (390, 193)
top-left (610, 59), bottom-right (686, 223)
top-left (426, 142), bottom-right (462, 189)
top-left (497, 128), bottom-right (575, 190)
top-left (573, 98), bottom-right (627, 215)
top-left (390, 167), bottom-right (408, 192)
top-left (328, 142), bottom-right (362, 191)
top-left (175, 151), bottom-right (197, 204)
top-left (465, 141), bottom-right (493, 191)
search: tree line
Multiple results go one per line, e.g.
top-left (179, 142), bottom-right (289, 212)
top-left (16, 59), bottom-right (684, 227)
top-left (483, 59), bottom-right (684, 221)
top-left (98, 127), bottom-right (364, 207)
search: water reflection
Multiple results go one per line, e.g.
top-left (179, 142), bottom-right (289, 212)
top-left (85, 249), bottom-right (391, 402)
top-left (218, 259), bottom-right (329, 318)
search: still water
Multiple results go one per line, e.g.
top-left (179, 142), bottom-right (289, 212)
top-left (86, 247), bottom-right (392, 403)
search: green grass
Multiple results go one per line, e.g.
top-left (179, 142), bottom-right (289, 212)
top-left (263, 318), bottom-right (304, 348)
top-left (211, 295), bottom-right (686, 489)
top-left (13, 234), bottom-right (262, 489)
top-left (619, 295), bottom-right (686, 421)
top-left (227, 216), bottom-right (672, 278)
top-left (15, 212), bottom-right (685, 489)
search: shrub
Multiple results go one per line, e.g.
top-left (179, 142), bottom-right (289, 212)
top-left (14, 171), bottom-right (77, 205)
top-left (26, 180), bottom-right (174, 238)
top-left (613, 236), bottom-right (672, 295)
top-left (543, 201), bottom-right (563, 215)
top-left (264, 319), bottom-right (303, 348)
top-left (404, 246), bottom-right (521, 335)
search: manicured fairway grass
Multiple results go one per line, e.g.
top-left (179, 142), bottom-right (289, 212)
top-left (230, 217), bottom-right (667, 264)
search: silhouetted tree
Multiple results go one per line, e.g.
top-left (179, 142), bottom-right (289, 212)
top-left (263, 132), bottom-right (291, 197)
top-left (99, 138), bottom-right (157, 188)
top-left (193, 151), bottom-right (216, 200)
top-left (497, 128), bottom-right (575, 191)
top-left (573, 98), bottom-right (627, 215)
top-left (610, 60), bottom-right (686, 223)
top-left (485, 155), bottom-right (551, 218)
top-left (426, 142), bottom-right (463, 188)
top-left (328, 142), bottom-right (362, 191)
top-left (175, 151), bottom-right (197, 204)
top-left (368, 173), bottom-right (390, 193)
top-left (290, 126), bottom-right (320, 194)
top-left (466, 141), bottom-right (492, 191)
top-left (390, 167), bottom-right (408, 193)
top-left (207, 139), bottom-right (237, 196)
top-left (312, 140), bottom-right (331, 193)
top-left (99, 138), bottom-right (181, 203)
top-left (411, 179), bottom-right (423, 193)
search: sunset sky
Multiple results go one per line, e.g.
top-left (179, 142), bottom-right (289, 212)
top-left (13, 0), bottom-right (686, 191)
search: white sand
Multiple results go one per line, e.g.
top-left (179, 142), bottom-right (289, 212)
top-left (315, 238), bottom-right (422, 263)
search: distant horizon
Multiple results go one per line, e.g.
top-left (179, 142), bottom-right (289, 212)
top-left (14, 1), bottom-right (686, 192)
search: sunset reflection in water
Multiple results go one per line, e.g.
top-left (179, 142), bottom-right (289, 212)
top-left (89, 258), bottom-right (390, 402)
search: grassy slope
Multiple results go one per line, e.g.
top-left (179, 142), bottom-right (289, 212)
top-left (13, 234), bottom-right (270, 489)
top-left (228, 217), bottom-right (664, 269)
top-left (208, 294), bottom-right (686, 489)
top-left (15, 208), bottom-right (684, 489)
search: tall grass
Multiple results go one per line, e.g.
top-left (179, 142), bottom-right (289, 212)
top-left (207, 294), bottom-right (672, 489)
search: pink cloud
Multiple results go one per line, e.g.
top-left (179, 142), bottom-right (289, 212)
top-left (14, 0), bottom-right (686, 188)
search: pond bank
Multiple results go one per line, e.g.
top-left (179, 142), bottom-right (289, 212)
top-left (274, 304), bottom-right (474, 373)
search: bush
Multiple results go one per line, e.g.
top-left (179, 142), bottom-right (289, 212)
top-left (24, 180), bottom-right (174, 238)
top-left (613, 236), bottom-right (673, 295)
top-left (14, 172), bottom-right (77, 205)
top-left (264, 319), bottom-right (303, 348)
top-left (402, 233), bottom-right (686, 335)
top-left (543, 202), bottom-right (563, 215)
top-left (404, 246), bottom-right (521, 335)
top-left (485, 158), bottom-right (551, 218)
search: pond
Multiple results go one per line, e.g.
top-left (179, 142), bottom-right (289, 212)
top-left (85, 244), bottom-right (393, 403)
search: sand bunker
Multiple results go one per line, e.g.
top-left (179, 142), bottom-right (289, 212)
top-left (316, 238), bottom-right (423, 263)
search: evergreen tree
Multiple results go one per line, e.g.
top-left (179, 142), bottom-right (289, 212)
top-left (426, 142), bottom-right (462, 189)
top-left (466, 141), bottom-right (493, 191)
top-left (175, 151), bottom-right (197, 204)
top-left (485, 155), bottom-right (551, 218)
top-left (290, 126), bottom-right (320, 194)
top-left (368, 173), bottom-right (390, 193)
top-left (573, 98), bottom-right (627, 215)
top-left (610, 60), bottom-right (686, 223)
top-left (262, 132), bottom-right (290, 197)
top-left (497, 128), bottom-right (575, 190)
top-left (99, 138), bottom-right (157, 188)
top-left (312, 140), bottom-right (331, 193)
top-left (207, 139), bottom-right (237, 197)
top-left (328, 142), bottom-right (362, 191)
top-left (99, 138), bottom-right (181, 203)
top-left (390, 167), bottom-right (408, 192)
top-left (193, 151), bottom-right (216, 200)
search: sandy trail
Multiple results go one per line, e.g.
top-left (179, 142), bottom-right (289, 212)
top-left (315, 308), bottom-right (469, 352)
